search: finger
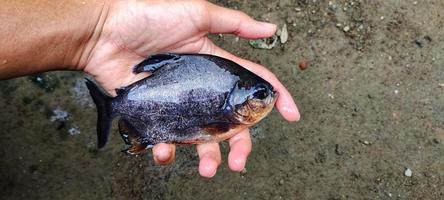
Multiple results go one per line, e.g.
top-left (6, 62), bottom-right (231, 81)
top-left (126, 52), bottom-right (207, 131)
top-left (152, 143), bottom-right (176, 165)
top-left (204, 2), bottom-right (277, 39)
top-left (228, 129), bottom-right (252, 171)
top-left (199, 38), bottom-right (300, 122)
top-left (196, 142), bottom-right (221, 178)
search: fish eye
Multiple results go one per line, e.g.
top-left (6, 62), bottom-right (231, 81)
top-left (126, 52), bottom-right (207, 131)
top-left (253, 86), bottom-right (269, 100)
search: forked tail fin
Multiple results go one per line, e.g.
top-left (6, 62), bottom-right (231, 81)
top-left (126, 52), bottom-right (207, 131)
top-left (85, 79), bottom-right (114, 148)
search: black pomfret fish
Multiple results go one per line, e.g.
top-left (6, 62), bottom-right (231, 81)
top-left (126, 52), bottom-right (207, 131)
top-left (86, 54), bottom-right (277, 154)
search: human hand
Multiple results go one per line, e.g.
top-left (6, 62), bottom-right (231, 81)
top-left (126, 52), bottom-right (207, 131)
top-left (80, 0), bottom-right (300, 177)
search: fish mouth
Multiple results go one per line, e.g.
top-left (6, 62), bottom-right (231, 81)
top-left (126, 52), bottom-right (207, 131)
top-left (245, 90), bottom-right (278, 125)
top-left (272, 90), bottom-right (278, 98)
top-left (270, 90), bottom-right (279, 104)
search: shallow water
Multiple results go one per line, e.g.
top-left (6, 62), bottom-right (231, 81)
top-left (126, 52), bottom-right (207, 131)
top-left (1, 0), bottom-right (444, 199)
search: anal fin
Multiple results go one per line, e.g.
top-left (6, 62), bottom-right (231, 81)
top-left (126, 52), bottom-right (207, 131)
top-left (118, 118), bottom-right (149, 155)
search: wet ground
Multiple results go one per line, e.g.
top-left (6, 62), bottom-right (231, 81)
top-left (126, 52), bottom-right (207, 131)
top-left (1, 0), bottom-right (443, 199)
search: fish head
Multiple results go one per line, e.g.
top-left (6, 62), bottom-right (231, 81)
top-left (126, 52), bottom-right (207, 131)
top-left (225, 78), bottom-right (277, 125)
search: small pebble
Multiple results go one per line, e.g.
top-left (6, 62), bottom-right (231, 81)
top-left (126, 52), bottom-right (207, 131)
top-left (439, 83), bottom-right (444, 88)
top-left (335, 144), bottom-right (343, 155)
top-left (280, 24), bottom-right (288, 44)
top-left (424, 35), bottom-right (432, 42)
top-left (298, 59), bottom-right (308, 70)
top-left (68, 127), bottom-right (81, 136)
top-left (360, 140), bottom-right (370, 145)
top-left (414, 39), bottom-right (424, 48)
top-left (50, 108), bottom-right (69, 122)
top-left (343, 26), bottom-right (350, 32)
top-left (404, 168), bottom-right (412, 177)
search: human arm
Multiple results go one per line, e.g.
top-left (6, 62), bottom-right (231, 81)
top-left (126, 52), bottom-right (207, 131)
top-left (0, 0), bottom-right (106, 78)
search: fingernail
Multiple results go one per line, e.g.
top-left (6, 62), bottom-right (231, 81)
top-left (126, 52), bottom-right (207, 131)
top-left (258, 21), bottom-right (277, 30)
top-left (204, 165), bottom-right (217, 178)
top-left (233, 159), bottom-right (246, 171)
top-left (282, 101), bottom-right (300, 121)
top-left (200, 158), bottom-right (218, 178)
top-left (282, 104), bottom-right (296, 114)
top-left (155, 147), bottom-right (171, 162)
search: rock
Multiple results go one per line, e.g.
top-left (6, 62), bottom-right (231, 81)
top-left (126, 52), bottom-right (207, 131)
top-left (414, 39), bottom-right (424, 48)
top-left (298, 59), bottom-right (308, 70)
top-left (50, 108), bottom-right (69, 122)
top-left (360, 140), bottom-right (371, 145)
top-left (404, 168), bottom-right (412, 177)
top-left (335, 144), bottom-right (344, 155)
top-left (68, 126), bottom-right (81, 136)
top-left (280, 24), bottom-right (288, 44)
top-left (71, 79), bottom-right (94, 108)
top-left (249, 35), bottom-right (278, 49)
top-left (29, 74), bottom-right (59, 93)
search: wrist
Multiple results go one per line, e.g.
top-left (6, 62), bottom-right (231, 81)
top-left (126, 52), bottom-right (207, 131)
top-left (63, 0), bottom-right (111, 71)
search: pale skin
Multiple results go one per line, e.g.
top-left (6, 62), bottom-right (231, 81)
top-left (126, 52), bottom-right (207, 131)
top-left (0, 0), bottom-right (300, 177)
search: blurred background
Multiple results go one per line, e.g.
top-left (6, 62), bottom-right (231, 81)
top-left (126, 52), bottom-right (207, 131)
top-left (1, 0), bottom-right (443, 199)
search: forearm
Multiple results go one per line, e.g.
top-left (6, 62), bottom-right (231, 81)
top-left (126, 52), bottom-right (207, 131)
top-left (0, 0), bottom-right (109, 79)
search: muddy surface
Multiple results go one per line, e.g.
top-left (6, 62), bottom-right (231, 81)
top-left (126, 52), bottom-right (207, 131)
top-left (1, 0), bottom-right (443, 199)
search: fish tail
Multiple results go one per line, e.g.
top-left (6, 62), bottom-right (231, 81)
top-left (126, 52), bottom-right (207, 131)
top-left (85, 79), bottom-right (114, 148)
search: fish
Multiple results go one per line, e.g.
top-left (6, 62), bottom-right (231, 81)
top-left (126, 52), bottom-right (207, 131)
top-left (86, 53), bottom-right (277, 155)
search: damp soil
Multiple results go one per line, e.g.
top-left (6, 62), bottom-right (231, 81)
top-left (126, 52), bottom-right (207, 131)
top-left (1, 0), bottom-right (443, 199)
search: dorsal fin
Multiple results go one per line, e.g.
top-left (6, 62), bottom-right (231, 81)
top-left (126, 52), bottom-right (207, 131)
top-left (133, 53), bottom-right (182, 74)
top-left (115, 88), bottom-right (126, 96)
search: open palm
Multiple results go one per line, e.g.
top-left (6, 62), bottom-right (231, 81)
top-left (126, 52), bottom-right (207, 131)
top-left (82, 0), bottom-right (300, 177)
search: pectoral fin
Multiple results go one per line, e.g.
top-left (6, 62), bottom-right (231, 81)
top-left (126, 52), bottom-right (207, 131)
top-left (203, 122), bottom-right (232, 135)
top-left (200, 122), bottom-right (247, 143)
top-left (118, 118), bottom-right (148, 155)
top-left (133, 54), bottom-right (182, 74)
